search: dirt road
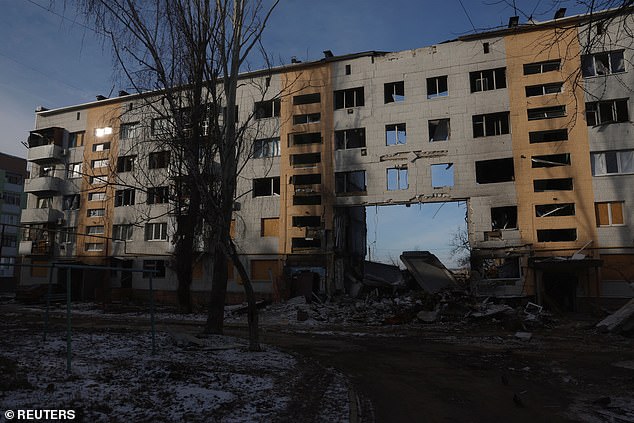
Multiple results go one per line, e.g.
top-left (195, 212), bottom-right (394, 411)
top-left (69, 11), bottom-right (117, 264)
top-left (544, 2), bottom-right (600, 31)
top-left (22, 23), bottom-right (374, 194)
top-left (4, 303), bottom-right (633, 422)
top-left (239, 324), bottom-right (634, 422)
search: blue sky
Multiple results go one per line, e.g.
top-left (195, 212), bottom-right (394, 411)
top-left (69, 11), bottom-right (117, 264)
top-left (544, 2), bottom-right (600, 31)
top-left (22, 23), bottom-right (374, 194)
top-left (0, 0), bottom-right (588, 267)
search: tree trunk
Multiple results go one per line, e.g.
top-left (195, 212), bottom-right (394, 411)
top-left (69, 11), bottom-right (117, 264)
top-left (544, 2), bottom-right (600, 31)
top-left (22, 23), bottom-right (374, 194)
top-left (229, 240), bottom-right (260, 351)
top-left (205, 246), bottom-right (228, 334)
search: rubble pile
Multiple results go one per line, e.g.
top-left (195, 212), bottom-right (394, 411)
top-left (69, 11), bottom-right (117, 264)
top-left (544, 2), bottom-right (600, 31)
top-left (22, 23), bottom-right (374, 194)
top-left (227, 290), bottom-right (556, 331)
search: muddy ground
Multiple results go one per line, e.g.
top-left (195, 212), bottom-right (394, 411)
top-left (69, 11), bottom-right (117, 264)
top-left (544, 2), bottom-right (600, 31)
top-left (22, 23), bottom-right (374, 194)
top-left (1, 302), bottom-right (633, 422)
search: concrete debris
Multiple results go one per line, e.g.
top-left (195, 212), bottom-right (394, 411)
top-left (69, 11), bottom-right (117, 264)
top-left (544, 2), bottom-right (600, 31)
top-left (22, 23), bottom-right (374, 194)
top-left (400, 251), bottom-right (457, 293)
top-left (596, 298), bottom-right (634, 335)
top-left (514, 331), bottom-right (532, 341)
top-left (417, 309), bottom-right (440, 323)
top-left (470, 303), bottom-right (514, 318)
top-left (362, 260), bottom-right (405, 289)
top-left (168, 331), bottom-right (206, 348)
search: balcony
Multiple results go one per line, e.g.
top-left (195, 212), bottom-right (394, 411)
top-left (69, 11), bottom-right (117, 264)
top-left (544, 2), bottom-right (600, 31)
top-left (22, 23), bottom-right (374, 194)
top-left (28, 144), bottom-right (64, 164)
top-left (18, 240), bottom-right (53, 256)
top-left (20, 208), bottom-right (63, 224)
top-left (24, 177), bottom-right (63, 195)
top-left (28, 127), bottom-right (64, 148)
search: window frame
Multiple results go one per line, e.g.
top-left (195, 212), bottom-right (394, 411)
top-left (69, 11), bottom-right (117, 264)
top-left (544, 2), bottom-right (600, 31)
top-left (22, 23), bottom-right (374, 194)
top-left (253, 137), bottom-right (281, 158)
top-left (385, 81), bottom-right (406, 103)
top-left (426, 76), bottom-right (448, 99)
top-left (386, 166), bottom-right (408, 191)
top-left (334, 87), bottom-right (364, 109)
top-left (145, 223), bottom-right (168, 241)
top-left (595, 201), bottom-right (625, 226)
top-left (469, 68), bottom-right (506, 93)
top-left (582, 50), bottom-right (625, 77)
top-left (386, 123), bottom-right (407, 146)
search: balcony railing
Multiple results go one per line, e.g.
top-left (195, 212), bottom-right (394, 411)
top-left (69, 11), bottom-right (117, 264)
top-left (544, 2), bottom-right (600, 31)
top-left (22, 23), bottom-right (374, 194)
top-left (27, 144), bottom-right (64, 164)
top-left (24, 177), bottom-right (62, 194)
top-left (20, 208), bottom-right (63, 224)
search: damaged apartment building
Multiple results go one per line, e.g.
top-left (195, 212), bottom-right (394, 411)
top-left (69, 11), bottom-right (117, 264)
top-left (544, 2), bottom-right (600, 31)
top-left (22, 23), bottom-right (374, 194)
top-left (19, 8), bottom-right (634, 310)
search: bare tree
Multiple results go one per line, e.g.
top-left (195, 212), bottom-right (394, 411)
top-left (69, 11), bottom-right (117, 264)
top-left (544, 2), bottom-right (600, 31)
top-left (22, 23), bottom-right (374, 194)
top-left (74, 0), bottom-right (280, 350)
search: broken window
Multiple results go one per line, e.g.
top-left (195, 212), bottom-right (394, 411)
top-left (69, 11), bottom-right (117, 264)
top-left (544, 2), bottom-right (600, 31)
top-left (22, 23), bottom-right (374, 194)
top-left (429, 119), bottom-right (450, 141)
top-left (335, 128), bottom-right (366, 149)
top-left (87, 208), bottom-right (105, 217)
top-left (260, 217), bottom-right (279, 237)
top-left (345, 64), bottom-right (351, 75)
top-left (91, 158), bottom-right (109, 169)
top-left (292, 173), bottom-right (321, 185)
top-left (475, 158), bottom-right (514, 184)
top-left (527, 105), bottom-right (566, 120)
top-left (62, 194), bottom-right (80, 210)
top-left (291, 132), bottom-right (321, 146)
top-left (292, 216), bottom-right (321, 227)
top-left (114, 189), bottom-right (135, 206)
top-left (582, 50), bottom-right (625, 77)
top-left (291, 237), bottom-right (321, 250)
top-left (147, 186), bottom-right (169, 204)
top-left (117, 155), bottom-right (135, 172)
top-left (525, 82), bottom-right (563, 97)
top-left (384, 81), bottom-right (405, 103)
top-left (469, 68), bottom-right (506, 92)
top-left (254, 99), bottom-right (280, 119)
top-left (472, 112), bottom-right (510, 137)
top-left (148, 151), bottom-right (170, 169)
top-left (537, 228), bottom-right (577, 242)
top-left (293, 93), bottom-right (321, 105)
top-left (533, 178), bottom-right (573, 192)
top-left (335, 170), bottom-right (367, 194)
top-left (491, 206), bottom-right (518, 229)
top-left (291, 153), bottom-right (321, 167)
top-left (585, 99), bottom-right (628, 125)
top-left (90, 175), bottom-right (108, 185)
top-left (591, 150), bottom-right (634, 175)
top-left (253, 177), bottom-right (280, 197)
top-left (68, 131), bottom-right (84, 148)
top-left (66, 163), bottom-right (82, 179)
top-left (386, 123), bottom-right (406, 145)
top-left (431, 163), bottom-right (454, 188)
top-left (293, 195), bottom-right (321, 205)
top-left (529, 129), bottom-right (568, 144)
top-left (36, 197), bottom-right (52, 209)
top-left (426, 76), bottom-right (448, 98)
top-left (293, 113), bottom-right (320, 124)
top-left (119, 122), bottom-right (139, 139)
top-left (92, 142), bottom-right (111, 152)
top-left (523, 59), bottom-right (561, 75)
top-left (531, 153), bottom-right (571, 168)
top-left (595, 201), bottom-right (624, 226)
top-left (535, 203), bottom-right (575, 217)
top-left (387, 166), bottom-right (408, 190)
top-left (334, 87), bottom-right (364, 109)
top-left (253, 137), bottom-right (280, 158)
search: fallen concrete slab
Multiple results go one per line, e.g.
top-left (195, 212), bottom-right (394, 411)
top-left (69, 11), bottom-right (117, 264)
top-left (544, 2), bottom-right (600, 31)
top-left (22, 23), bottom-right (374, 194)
top-left (400, 251), bottom-right (457, 294)
top-left (363, 260), bottom-right (405, 288)
top-left (596, 298), bottom-right (634, 335)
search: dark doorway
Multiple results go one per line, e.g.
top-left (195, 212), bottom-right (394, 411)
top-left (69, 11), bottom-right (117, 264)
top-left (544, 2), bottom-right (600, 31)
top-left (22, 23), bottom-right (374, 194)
top-left (57, 268), bottom-right (83, 300)
top-left (543, 272), bottom-right (577, 311)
